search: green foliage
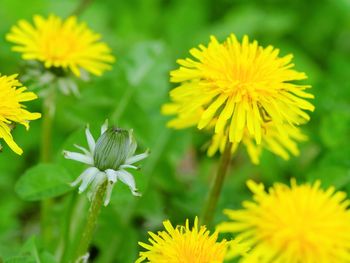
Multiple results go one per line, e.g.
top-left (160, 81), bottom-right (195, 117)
top-left (0, 0), bottom-right (349, 262)
top-left (4, 236), bottom-right (57, 263)
top-left (15, 164), bottom-right (73, 201)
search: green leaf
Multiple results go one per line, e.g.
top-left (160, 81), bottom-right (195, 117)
top-left (4, 256), bottom-right (36, 263)
top-left (5, 236), bottom-right (38, 263)
top-left (38, 252), bottom-right (57, 263)
top-left (15, 163), bottom-right (73, 201)
top-left (4, 236), bottom-right (57, 263)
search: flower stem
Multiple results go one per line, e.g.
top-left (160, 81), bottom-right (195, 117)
top-left (201, 140), bottom-right (232, 227)
top-left (71, 0), bottom-right (94, 16)
top-left (40, 87), bottom-right (56, 244)
top-left (74, 181), bottom-right (107, 262)
top-left (40, 96), bottom-right (54, 162)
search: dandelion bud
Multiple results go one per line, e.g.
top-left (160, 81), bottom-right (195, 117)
top-left (64, 121), bottom-right (149, 205)
top-left (93, 128), bottom-right (131, 171)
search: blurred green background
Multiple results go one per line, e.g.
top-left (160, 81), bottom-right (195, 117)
top-left (0, 0), bottom-right (349, 262)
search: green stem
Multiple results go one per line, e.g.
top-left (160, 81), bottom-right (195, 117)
top-left (201, 140), bottom-right (232, 227)
top-left (74, 182), bottom-right (107, 263)
top-left (71, 0), bottom-right (94, 16)
top-left (110, 86), bottom-right (134, 123)
top-left (40, 94), bottom-right (54, 162)
top-left (40, 87), bottom-right (56, 244)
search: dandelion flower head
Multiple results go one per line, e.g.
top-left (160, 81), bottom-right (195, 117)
top-left (217, 179), bottom-right (350, 263)
top-left (6, 14), bottom-right (115, 77)
top-left (162, 34), bottom-right (314, 162)
top-left (0, 74), bottom-right (41, 155)
top-left (137, 217), bottom-right (228, 263)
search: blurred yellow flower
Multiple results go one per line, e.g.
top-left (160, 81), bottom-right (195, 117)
top-left (136, 217), bottom-right (228, 263)
top-left (162, 34), bottom-right (314, 162)
top-left (6, 14), bottom-right (115, 77)
top-left (0, 74), bottom-right (41, 154)
top-left (209, 123), bottom-right (307, 164)
top-left (217, 179), bottom-right (350, 263)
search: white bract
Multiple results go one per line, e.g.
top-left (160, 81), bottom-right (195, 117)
top-left (63, 120), bottom-right (149, 206)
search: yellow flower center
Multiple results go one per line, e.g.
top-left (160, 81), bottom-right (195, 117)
top-left (43, 34), bottom-right (78, 62)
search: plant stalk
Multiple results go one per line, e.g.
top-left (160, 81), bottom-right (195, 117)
top-left (40, 87), bottom-right (56, 244)
top-left (201, 140), bottom-right (232, 227)
top-left (71, 0), bottom-right (94, 16)
top-left (74, 182), bottom-right (107, 263)
top-left (40, 93), bottom-right (54, 162)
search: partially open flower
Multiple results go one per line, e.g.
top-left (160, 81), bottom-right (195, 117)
top-left (63, 121), bottom-right (149, 206)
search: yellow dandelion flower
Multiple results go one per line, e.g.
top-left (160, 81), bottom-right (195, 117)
top-left (136, 217), bottom-right (228, 263)
top-left (6, 14), bottom-right (115, 77)
top-left (162, 34), bottom-right (314, 162)
top-left (0, 74), bottom-right (41, 154)
top-left (217, 179), bottom-right (350, 263)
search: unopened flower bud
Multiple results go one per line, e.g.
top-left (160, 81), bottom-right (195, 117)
top-left (93, 128), bottom-right (131, 171)
top-left (64, 121), bottom-right (149, 205)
